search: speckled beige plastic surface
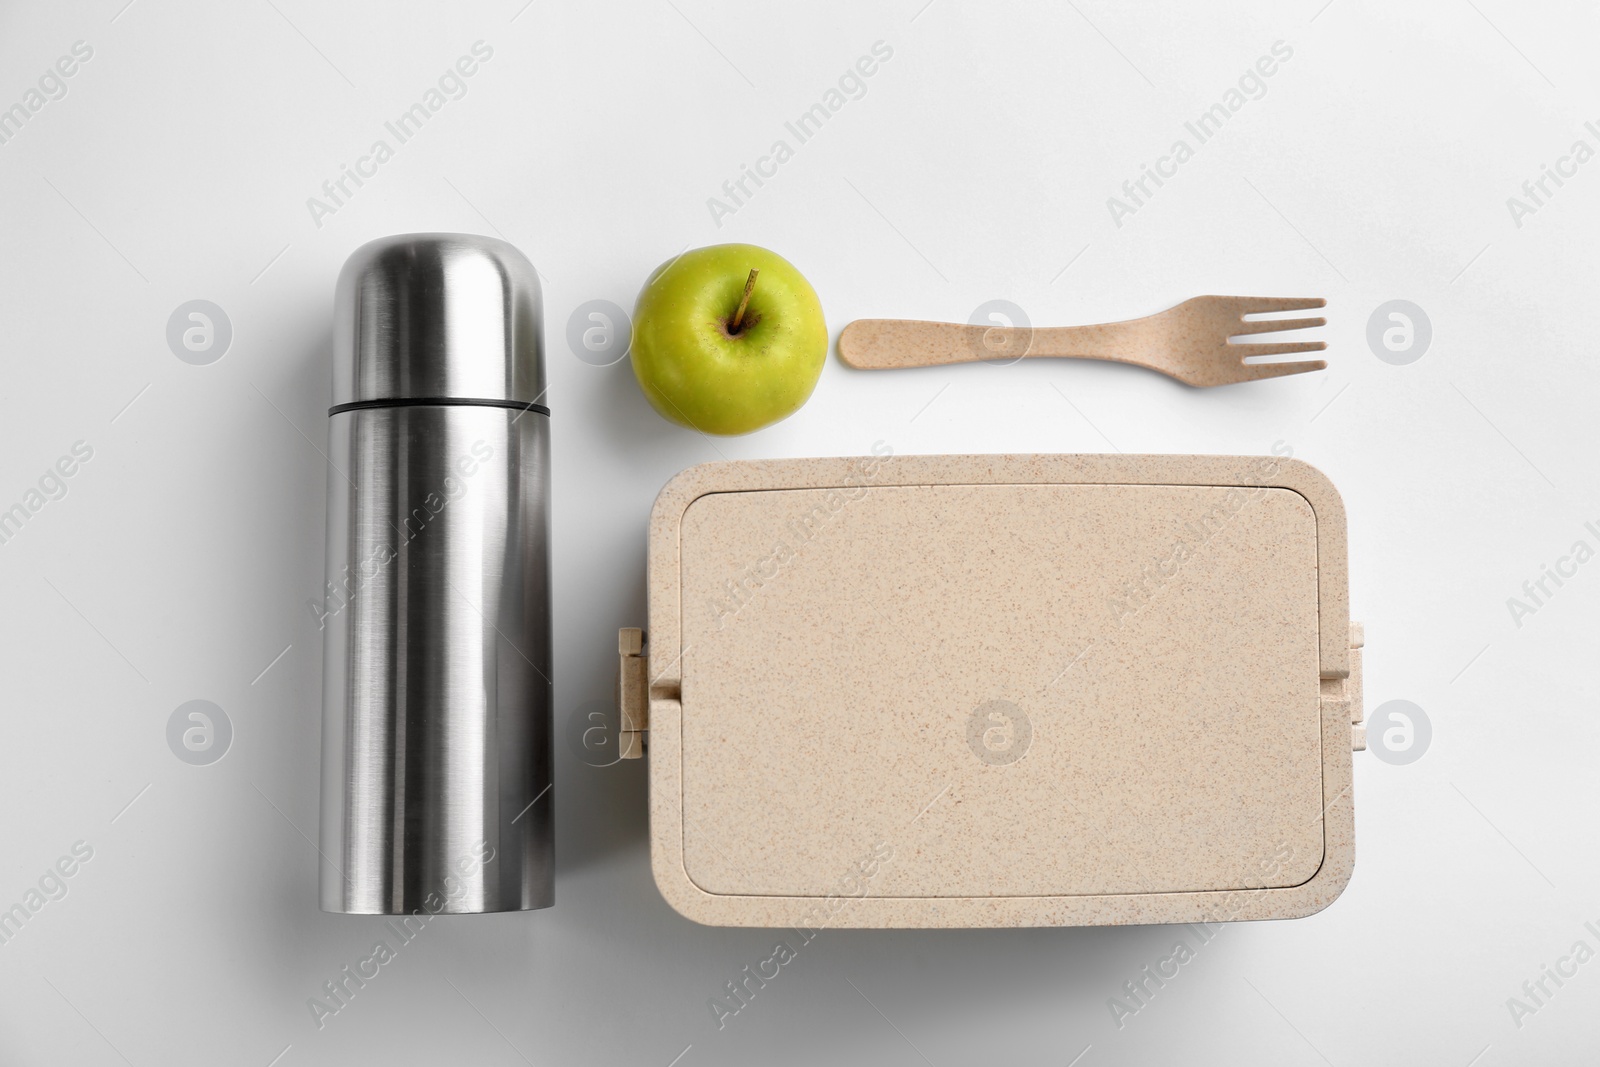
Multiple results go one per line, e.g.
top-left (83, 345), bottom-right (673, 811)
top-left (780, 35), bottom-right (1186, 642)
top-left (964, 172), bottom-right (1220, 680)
top-left (635, 454), bottom-right (1360, 928)
top-left (838, 297), bottom-right (1328, 386)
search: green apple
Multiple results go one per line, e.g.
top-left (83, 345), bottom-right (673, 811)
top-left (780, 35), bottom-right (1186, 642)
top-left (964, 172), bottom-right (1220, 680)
top-left (631, 243), bottom-right (827, 435)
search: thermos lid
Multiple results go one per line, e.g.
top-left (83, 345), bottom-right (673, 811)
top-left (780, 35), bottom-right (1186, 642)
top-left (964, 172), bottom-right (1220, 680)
top-left (331, 233), bottom-right (546, 410)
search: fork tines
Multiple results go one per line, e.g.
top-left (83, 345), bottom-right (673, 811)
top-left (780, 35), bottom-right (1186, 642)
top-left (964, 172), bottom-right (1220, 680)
top-left (1227, 297), bottom-right (1327, 381)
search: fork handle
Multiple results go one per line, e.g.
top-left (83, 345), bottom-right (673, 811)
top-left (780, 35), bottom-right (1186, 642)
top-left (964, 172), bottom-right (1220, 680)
top-left (838, 319), bottom-right (1159, 371)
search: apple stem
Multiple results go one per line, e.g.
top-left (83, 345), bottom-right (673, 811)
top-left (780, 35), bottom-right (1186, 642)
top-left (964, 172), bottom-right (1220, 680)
top-left (729, 268), bottom-right (759, 334)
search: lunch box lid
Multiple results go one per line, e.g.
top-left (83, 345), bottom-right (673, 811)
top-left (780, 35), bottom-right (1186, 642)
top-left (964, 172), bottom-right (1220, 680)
top-left (619, 453), bottom-right (1364, 928)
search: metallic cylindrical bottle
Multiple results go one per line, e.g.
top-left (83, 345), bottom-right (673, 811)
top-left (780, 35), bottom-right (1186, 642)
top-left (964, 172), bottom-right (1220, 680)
top-left (319, 233), bottom-right (552, 914)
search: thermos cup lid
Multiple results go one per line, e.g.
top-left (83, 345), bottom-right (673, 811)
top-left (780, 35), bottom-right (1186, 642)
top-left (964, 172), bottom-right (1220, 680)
top-left (331, 233), bottom-right (546, 410)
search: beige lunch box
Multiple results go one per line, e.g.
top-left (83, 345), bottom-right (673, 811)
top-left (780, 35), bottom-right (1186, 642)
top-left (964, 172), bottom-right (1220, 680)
top-left (616, 452), bottom-right (1365, 928)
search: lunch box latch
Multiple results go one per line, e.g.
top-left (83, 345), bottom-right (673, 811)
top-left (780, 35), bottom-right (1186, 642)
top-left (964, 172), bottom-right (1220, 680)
top-left (617, 627), bottom-right (649, 759)
top-left (1322, 621), bottom-right (1366, 752)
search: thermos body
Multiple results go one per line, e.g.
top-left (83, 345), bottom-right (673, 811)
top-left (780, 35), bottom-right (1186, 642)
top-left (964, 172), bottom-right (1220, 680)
top-left (319, 234), bottom-right (553, 915)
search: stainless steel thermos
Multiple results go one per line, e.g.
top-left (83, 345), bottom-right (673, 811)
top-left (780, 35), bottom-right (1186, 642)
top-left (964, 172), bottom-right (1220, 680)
top-left (319, 234), bottom-right (553, 914)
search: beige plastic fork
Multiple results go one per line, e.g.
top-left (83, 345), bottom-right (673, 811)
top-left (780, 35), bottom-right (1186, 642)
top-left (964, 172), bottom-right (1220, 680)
top-left (838, 296), bottom-right (1327, 387)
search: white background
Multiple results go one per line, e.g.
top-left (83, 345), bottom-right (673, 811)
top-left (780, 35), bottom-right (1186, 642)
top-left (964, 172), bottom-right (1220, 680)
top-left (1, 0), bottom-right (1597, 1063)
